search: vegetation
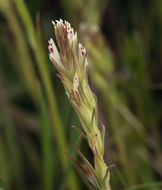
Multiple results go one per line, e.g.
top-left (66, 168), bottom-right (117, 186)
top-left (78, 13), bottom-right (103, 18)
top-left (0, 0), bottom-right (161, 189)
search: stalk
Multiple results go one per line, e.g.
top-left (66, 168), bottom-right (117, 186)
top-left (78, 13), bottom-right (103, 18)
top-left (48, 19), bottom-right (112, 190)
top-left (0, 0), bottom-right (38, 103)
top-left (0, 0), bottom-right (79, 189)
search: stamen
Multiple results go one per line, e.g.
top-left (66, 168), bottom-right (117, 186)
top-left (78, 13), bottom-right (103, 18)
top-left (81, 51), bottom-right (85, 56)
top-left (49, 47), bottom-right (53, 53)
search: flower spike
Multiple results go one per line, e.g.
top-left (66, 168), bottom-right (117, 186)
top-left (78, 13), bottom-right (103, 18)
top-left (48, 20), bottom-right (112, 190)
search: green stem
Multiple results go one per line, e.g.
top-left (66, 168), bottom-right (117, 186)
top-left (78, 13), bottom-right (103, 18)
top-left (0, 0), bottom-right (38, 103)
top-left (12, 0), bottom-right (79, 188)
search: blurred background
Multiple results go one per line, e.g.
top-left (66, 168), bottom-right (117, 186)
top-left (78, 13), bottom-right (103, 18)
top-left (0, 0), bottom-right (162, 189)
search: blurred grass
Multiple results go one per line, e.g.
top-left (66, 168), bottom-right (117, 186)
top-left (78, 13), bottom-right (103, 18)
top-left (0, 0), bottom-right (38, 103)
top-left (39, 84), bottom-right (54, 190)
top-left (0, 0), bottom-right (161, 189)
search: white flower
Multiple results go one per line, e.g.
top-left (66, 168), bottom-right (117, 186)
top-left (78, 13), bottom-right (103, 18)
top-left (48, 38), bottom-right (63, 68)
top-left (78, 43), bottom-right (86, 66)
top-left (73, 72), bottom-right (79, 93)
top-left (49, 19), bottom-right (88, 75)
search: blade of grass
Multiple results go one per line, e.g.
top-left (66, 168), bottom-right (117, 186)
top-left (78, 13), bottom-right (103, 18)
top-left (12, 0), bottom-right (66, 165)
top-left (0, 137), bottom-right (9, 190)
top-left (124, 181), bottom-right (162, 190)
top-left (12, 0), bottom-right (79, 189)
top-left (0, 0), bottom-right (38, 103)
top-left (3, 114), bottom-right (24, 190)
top-left (111, 167), bottom-right (128, 190)
top-left (38, 83), bottom-right (54, 190)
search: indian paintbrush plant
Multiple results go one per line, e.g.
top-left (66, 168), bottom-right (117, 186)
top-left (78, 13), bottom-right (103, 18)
top-left (48, 19), bottom-right (113, 190)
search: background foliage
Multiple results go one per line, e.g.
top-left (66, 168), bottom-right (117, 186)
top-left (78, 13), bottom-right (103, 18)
top-left (0, 0), bottom-right (162, 189)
